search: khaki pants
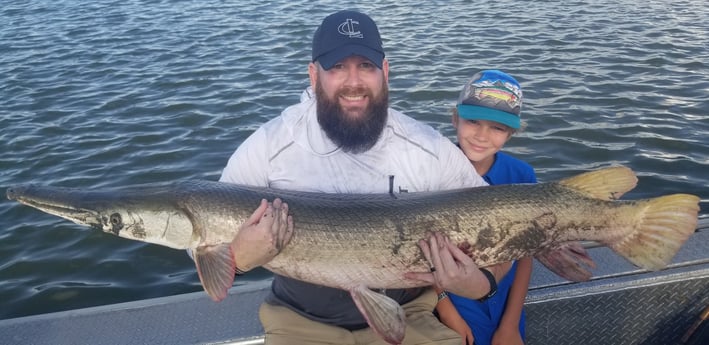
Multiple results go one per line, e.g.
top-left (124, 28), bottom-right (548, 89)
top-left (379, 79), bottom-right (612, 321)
top-left (259, 288), bottom-right (461, 345)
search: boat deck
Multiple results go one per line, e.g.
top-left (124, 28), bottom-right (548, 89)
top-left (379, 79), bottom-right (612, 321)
top-left (1, 218), bottom-right (707, 345)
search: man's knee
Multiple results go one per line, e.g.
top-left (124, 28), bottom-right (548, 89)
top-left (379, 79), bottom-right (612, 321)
top-left (259, 303), bottom-right (354, 345)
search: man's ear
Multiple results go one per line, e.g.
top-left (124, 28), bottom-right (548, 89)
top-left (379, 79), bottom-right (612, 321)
top-left (451, 111), bottom-right (459, 129)
top-left (308, 62), bottom-right (318, 90)
top-left (382, 58), bottom-right (389, 83)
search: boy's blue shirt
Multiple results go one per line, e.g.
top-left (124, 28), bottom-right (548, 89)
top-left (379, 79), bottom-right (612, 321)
top-left (449, 151), bottom-right (536, 345)
top-left (482, 151), bottom-right (537, 185)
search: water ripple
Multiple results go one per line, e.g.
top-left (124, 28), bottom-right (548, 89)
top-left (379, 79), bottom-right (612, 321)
top-left (1, 0), bottom-right (707, 319)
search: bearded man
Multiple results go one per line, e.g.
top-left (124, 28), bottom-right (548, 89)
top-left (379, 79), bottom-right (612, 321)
top-left (220, 10), bottom-right (490, 345)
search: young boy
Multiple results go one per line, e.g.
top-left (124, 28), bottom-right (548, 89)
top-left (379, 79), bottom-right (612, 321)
top-left (436, 70), bottom-right (535, 345)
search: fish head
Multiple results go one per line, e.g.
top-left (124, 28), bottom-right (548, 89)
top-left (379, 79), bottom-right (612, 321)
top-left (6, 184), bottom-right (194, 249)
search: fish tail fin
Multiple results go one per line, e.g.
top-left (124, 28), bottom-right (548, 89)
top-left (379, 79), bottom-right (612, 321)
top-left (194, 243), bottom-right (236, 302)
top-left (559, 166), bottom-right (638, 200)
top-left (609, 194), bottom-right (699, 270)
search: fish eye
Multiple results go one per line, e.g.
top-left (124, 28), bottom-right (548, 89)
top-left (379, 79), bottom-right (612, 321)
top-left (110, 213), bottom-right (122, 225)
top-left (109, 213), bottom-right (123, 233)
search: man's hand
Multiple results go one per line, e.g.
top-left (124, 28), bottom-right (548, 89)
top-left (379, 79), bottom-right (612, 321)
top-left (230, 198), bottom-right (293, 272)
top-left (404, 232), bottom-right (495, 300)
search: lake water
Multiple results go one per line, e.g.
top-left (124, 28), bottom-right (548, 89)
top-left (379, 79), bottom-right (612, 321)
top-left (1, 0), bottom-right (707, 320)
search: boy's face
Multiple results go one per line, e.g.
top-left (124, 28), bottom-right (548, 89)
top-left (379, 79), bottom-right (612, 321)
top-left (453, 115), bottom-right (513, 165)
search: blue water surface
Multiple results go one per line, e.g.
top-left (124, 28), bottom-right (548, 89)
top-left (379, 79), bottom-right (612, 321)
top-left (1, 0), bottom-right (707, 319)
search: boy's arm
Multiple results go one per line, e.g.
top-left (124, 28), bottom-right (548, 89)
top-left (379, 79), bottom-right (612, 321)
top-left (492, 256), bottom-right (533, 345)
top-left (435, 288), bottom-right (474, 345)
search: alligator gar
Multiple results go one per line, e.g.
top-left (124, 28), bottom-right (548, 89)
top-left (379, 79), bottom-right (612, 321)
top-left (6, 166), bottom-right (700, 344)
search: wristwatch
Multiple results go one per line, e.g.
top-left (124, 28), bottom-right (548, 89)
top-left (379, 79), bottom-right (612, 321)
top-left (477, 267), bottom-right (497, 302)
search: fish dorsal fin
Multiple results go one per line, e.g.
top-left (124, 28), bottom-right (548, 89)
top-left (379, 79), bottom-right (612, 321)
top-left (558, 166), bottom-right (637, 200)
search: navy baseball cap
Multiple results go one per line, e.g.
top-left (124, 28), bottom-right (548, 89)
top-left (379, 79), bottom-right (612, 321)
top-left (312, 10), bottom-right (385, 70)
top-left (457, 70), bottom-right (523, 129)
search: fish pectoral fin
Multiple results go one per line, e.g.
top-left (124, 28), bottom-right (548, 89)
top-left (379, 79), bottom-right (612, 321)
top-left (350, 285), bottom-right (406, 345)
top-left (558, 166), bottom-right (637, 200)
top-left (194, 243), bottom-right (236, 302)
top-left (535, 242), bottom-right (596, 282)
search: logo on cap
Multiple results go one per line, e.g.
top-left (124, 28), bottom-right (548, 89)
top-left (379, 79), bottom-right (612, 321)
top-left (338, 19), bottom-right (363, 38)
top-left (311, 10), bottom-right (385, 70)
top-left (473, 84), bottom-right (520, 110)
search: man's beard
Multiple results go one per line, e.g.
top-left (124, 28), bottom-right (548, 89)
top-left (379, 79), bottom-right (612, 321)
top-left (316, 81), bottom-right (389, 154)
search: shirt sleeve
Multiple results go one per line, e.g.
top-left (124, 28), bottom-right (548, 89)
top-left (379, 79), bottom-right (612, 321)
top-left (435, 136), bottom-right (488, 190)
top-left (219, 127), bottom-right (271, 187)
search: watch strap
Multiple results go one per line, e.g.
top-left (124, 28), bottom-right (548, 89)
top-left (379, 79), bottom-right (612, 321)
top-left (477, 267), bottom-right (497, 302)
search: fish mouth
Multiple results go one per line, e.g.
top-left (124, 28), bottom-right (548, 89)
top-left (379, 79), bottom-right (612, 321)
top-left (7, 185), bottom-right (103, 228)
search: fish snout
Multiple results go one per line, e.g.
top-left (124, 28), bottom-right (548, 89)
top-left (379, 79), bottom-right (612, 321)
top-left (6, 185), bottom-right (27, 201)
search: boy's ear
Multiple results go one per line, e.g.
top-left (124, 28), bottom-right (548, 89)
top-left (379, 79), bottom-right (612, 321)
top-left (451, 112), bottom-right (459, 128)
top-left (505, 128), bottom-right (515, 141)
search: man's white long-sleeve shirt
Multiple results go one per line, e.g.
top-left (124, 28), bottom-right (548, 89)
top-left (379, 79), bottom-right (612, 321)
top-left (219, 96), bottom-right (486, 328)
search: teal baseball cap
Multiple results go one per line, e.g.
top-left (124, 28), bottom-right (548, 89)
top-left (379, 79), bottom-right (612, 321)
top-left (456, 70), bottom-right (523, 129)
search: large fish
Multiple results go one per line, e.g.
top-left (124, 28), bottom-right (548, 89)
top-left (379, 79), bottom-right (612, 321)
top-left (6, 166), bottom-right (700, 344)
